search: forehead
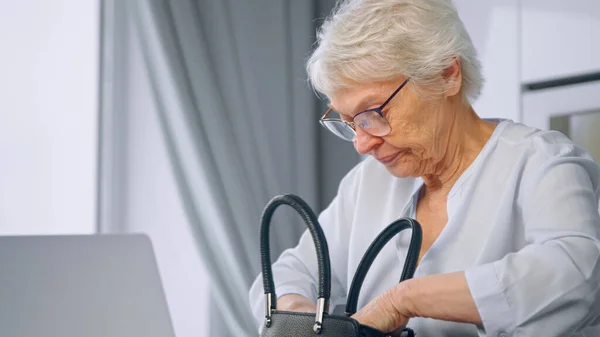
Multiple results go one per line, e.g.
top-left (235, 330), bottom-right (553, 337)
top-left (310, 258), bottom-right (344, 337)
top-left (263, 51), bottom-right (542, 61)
top-left (328, 80), bottom-right (398, 116)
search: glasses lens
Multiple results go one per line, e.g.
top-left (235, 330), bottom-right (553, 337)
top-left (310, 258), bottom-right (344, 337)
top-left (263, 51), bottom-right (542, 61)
top-left (354, 110), bottom-right (391, 137)
top-left (320, 120), bottom-right (355, 141)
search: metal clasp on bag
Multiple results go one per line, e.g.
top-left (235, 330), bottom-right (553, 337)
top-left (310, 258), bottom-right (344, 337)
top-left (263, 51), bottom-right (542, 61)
top-left (313, 297), bottom-right (328, 333)
top-left (264, 293), bottom-right (329, 334)
top-left (264, 293), bottom-right (273, 327)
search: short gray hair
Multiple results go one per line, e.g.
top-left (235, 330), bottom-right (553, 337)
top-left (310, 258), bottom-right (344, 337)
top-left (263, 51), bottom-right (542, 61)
top-left (307, 0), bottom-right (483, 101)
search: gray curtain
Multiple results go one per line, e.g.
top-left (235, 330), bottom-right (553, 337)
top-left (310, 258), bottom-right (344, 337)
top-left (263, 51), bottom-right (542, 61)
top-left (128, 0), bottom-right (319, 335)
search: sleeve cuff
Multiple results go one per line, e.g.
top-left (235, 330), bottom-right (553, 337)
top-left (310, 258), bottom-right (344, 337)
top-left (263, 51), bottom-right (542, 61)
top-left (275, 285), bottom-right (343, 315)
top-left (465, 263), bottom-right (516, 337)
top-left (275, 285), bottom-right (316, 303)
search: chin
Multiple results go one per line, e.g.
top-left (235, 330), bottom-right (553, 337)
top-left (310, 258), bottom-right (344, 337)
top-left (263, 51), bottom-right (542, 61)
top-left (385, 162), bottom-right (415, 178)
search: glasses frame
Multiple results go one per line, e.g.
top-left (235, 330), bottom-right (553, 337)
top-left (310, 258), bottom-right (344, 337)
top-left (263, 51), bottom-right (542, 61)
top-left (319, 79), bottom-right (409, 140)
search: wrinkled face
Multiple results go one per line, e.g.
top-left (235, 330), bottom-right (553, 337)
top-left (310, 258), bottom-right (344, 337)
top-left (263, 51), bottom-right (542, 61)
top-left (329, 78), bottom-right (456, 178)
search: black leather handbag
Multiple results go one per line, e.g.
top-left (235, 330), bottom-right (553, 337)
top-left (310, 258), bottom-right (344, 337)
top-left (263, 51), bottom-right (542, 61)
top-left (259, 194), bottom-right (423, 337)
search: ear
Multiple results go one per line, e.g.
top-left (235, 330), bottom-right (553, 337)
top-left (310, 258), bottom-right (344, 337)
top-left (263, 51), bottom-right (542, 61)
top-left (442, 57), bottom-right (462, 97)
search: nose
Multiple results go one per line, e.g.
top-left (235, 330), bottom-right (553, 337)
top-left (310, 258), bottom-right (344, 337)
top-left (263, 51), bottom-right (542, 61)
top-left (353, 128), bottom-right (383, 155)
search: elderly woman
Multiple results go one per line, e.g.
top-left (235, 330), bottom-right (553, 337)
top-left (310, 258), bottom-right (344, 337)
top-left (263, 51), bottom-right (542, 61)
top-left (249, 0), bottom-right (600, 335)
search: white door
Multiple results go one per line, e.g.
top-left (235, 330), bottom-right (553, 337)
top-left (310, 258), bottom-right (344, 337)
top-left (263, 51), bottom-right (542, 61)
top-left (521, 0), bottom-right (600, 83)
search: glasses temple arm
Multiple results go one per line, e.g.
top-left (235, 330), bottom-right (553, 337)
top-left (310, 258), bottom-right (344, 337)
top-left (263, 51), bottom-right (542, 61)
top-left (380, 79), bottom-right (409, 109)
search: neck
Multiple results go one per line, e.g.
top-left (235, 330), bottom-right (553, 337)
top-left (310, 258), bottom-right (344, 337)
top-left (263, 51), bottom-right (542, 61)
top-left (421, 103), bottom-right (495, 195)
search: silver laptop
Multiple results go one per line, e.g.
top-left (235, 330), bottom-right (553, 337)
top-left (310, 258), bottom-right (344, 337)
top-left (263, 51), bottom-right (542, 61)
top-left (0, 234), bottom-right (176, 337)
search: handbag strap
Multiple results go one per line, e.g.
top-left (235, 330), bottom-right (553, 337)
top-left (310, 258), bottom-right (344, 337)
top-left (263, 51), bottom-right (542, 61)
top-left (345, 218), bottom-right (423, 315)
top-left (260, 194), bottom-right (331, 332)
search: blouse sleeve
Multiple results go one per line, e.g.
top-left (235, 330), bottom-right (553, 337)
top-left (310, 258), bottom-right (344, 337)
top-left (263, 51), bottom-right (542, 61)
top-left (465, 152), bottom-right (600, 337)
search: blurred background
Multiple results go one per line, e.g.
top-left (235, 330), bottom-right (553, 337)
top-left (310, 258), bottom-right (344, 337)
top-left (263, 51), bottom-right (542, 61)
top-left (1, 0), bottom-right (599, 336)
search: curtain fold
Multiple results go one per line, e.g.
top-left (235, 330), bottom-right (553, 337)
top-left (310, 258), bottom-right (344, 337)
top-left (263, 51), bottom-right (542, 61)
top-left (128, 0), bottom-right (318, 335)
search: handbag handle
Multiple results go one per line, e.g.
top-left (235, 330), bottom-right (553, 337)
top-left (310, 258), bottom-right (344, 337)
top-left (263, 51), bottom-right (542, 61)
top-left (260, 194), bottom-right (331, 333)
top-left (345, 218), bottom-right (423, 315)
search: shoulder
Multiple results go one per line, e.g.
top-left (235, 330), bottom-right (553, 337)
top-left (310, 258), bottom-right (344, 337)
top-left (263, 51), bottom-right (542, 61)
top-left (498, 121), bottom-right (596, 166)
top-left (493, 121), bottom-right (600, 193)
top-left (497, 121), bottom-right (583, 155)
top-left (496, 120), bottom-right (590, 158)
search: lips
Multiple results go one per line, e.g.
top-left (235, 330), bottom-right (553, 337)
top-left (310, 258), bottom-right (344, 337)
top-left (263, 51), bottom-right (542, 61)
top-left (376, 152), bottom-right (402, 165)
top-left (375, 149), bottom-right (411, 165)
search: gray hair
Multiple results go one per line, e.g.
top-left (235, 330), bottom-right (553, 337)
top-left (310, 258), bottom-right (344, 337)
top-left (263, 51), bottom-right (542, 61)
top-left (306, 0), bottom-right (483, 101)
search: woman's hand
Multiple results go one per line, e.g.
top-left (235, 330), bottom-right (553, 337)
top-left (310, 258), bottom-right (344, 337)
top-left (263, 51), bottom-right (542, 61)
top-left (354, 272), bottom-right (482, 332)
top-left (352, 285), bottom-right (411, 333)
top-left (277, 294), bottom-right (317, 312)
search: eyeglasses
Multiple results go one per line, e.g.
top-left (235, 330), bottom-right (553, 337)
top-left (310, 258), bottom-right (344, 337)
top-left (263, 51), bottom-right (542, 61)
top-left (319, 79), bottom-right (409, 142)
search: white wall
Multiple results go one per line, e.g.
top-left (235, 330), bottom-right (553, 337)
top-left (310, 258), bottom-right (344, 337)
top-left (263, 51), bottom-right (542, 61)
top-left (521, 0), bottom-right (600, 83)
top-left (455, 0), bottom-right (521, 122)
top-left (0, 0), bottom-right (99, 234)
top-left (455, 0), bottom-right (600, 122)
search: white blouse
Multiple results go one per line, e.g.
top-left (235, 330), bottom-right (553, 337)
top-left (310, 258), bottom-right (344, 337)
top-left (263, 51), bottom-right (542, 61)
top-left (249, 120), bottom-right (600, 337)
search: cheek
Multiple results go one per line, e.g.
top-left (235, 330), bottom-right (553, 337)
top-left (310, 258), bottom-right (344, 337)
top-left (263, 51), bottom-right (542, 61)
top-left (388, 103), bottom-right (446, 155)
top-left (387, 101), bottom-right (431, 143)
top-left (387, 121), bottom-right (435, 154)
